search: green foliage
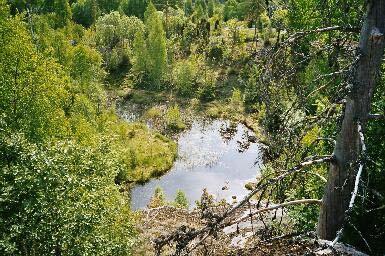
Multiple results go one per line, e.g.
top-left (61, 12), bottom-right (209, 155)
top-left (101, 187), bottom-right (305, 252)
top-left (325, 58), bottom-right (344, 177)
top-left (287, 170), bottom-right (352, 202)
top-left (197, 68), bottom-right (218, 101)
top-left (144, 0), bottom-right (157, 21)
top-left (172, 58), bottom-right (198, 96)
top-left (174, 190), bottom-right (189, 209)
top-left (223, 0), bottom-right (238, 21)
top-left (166, 8), bottom-right (187, 38)
top-left (119, 0), bottom-right (148, 19)
top-left (236, 0), bottom-right (265, 21)
top-left (207, 0), bottom-right (214, 17)
top-left (184, 0), bottom-right (193, 16)
top-left (0, 132), bottom-right (136, 255)
top-left (271, 8), bottom-right (288, 32)
top-left (148, 186), bottom-right (166, 208)
top-left (94, 11), bottom-right (145, 72)
top-left (54, 0), bottom-right (72, 27)
top-left (258, 12), bottom-right (273, 45)
top-left (146, 4), bottom-right (167, 87)
top-left (131, 2), bottom-right (167, 88)
top-left (132, 30), bottom-right (148, 75)
top-left (0, 8), bottom-right (179, 254)
top-left (97, 0), bottom-right (121, 13)
top-left (180, 20), bottom-right (197, 50)
top-left (71, 0), bottom-right (99, 27)
top-left (0, 14), bottom-right (68, 141)
top-left (165, 105), bottom-right (186, 131)
top-left (226, 18), bottom-right (246, 46)
top-left (70, 44), bottom-right (105, 86)
top-left (207, 36), bottom-right (225, 62)
top-left (0, 0), bottom-right (8, 17)
top-left (243, 65), bottom-right (261, 110)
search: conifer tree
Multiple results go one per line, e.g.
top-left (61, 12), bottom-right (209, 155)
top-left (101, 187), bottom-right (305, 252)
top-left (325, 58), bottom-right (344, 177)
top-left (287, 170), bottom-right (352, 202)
top-left (133, 30), bottom-right (148, 74)
top-left (144, 0), bottom-right (157, 22)
top-left (145, 2), bottom-right (167, 87)
top-left (184, 0), bottom-right (193, 16)
top-left (208, 0), bottom-right (214, 17)
top-left (174, 190), bottom-right (189, 209)
top-left (119, 0), bottom-right (148, 19)
top-left (54, 0), bottom-right (72, 27)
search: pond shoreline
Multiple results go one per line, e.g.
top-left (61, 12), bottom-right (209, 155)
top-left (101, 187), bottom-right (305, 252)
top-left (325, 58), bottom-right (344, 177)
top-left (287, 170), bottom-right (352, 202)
top-left (114, 92), bottom-right (268, 210)
top-left (128, 119), bottom-right (263, 210)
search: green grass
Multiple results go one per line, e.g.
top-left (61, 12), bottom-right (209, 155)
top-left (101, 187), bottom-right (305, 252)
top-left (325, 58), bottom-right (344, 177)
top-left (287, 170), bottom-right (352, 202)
top-left (102, 114), bottom-right (178, 184)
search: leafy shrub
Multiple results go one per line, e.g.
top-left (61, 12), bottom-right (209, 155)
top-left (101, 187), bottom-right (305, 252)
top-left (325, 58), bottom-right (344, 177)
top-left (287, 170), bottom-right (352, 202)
top-left (94, 12), bottom-right (144, 71)
top-left (207, 36), bottom-right (225, 62)
top-left (0, 133), bottom-right (136, 255)
top-left (130, 4), bottom-right (167, 88)
top-left (229, 88), bottom-right (244, 111)
top-left (197, 69), bottom-right (218, 101)
top-left (71, 0), bottom-right (100, 27)
top-left (166, 105), bottom-right (186, 131)
top-left (172, 59), bottom-right (198, 96)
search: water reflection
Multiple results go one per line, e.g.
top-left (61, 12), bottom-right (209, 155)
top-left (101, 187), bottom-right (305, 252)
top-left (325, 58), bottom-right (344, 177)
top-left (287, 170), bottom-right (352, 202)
top-left (130, 119), bottom-right (263, 210)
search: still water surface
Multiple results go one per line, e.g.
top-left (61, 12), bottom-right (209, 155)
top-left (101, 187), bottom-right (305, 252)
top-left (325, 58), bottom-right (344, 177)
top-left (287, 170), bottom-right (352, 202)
top-left (130, 119), bottom-right (263, 210)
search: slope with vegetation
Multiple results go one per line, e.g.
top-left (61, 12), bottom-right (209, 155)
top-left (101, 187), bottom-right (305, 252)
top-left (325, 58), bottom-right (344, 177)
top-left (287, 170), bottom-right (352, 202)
top-left (0, 0), bottom-right (177, 254)
top-left (1, 0), bottom-right (385, 255)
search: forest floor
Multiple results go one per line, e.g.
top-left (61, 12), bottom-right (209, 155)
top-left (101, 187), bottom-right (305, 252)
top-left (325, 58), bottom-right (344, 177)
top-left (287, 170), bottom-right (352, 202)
top-left (132, 205), bottom-right (356, 255)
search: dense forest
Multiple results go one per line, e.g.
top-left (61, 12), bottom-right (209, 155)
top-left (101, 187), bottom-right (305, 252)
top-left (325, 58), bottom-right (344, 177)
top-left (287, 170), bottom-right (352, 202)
top-left (0, 0), bottom-right (384, 255)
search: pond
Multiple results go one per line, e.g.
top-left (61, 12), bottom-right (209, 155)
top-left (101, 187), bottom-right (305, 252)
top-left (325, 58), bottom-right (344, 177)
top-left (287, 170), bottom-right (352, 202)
top-left (130, 119), bottom-right (263, 210)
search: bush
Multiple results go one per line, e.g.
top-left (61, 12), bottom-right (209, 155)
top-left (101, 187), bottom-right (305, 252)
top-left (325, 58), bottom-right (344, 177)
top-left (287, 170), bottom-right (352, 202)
top-left (94, 12), bottom-right (144, 71)
top-left (71, 0), bottom-right (100, 27)
top-left (230, 88), bottom-right (244, 111)
top-left (148, 187), bottom-right (166, 208)
top-left (174, 190), bottom-right (189, 209)
top-left (172, 59), bottom-right (198, 96)
top-left (166, 105), bottom-right (186, 131)
top-left (0, 133), bottom-right (136, 255)
top-left (198, 69), bottom-right (218, 101)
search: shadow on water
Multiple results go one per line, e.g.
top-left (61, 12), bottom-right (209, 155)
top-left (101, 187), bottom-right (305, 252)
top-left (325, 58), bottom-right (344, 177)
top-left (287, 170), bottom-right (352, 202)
top-left (130, 119), bottom-right (263, 210)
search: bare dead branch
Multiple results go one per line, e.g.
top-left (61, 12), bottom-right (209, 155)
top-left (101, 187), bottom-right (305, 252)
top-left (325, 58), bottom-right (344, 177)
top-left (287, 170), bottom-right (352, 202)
top-left (309, 171), bottom-right (327, 182)
top-left (228, 199), bottom-right (322, 226)
top-left (368, 113), bottom-right (384, 120)
top-left (366, 204), bottom-right (385, 212)
top-left (154, 156), bottom-right (333, 255)
top-left (348, 221), bottom-right (372, 253)
top-left (284, 26), bottom-right (360, 45)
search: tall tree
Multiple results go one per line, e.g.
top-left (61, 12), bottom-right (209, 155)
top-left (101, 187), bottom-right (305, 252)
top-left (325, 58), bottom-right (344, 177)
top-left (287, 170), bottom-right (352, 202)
top-left (119, 0), bottom-right (148, 19)
top-left (184, 0), bottom-right (193, 16)
top-left (133, 30), bottom-right (147, 73)
top-left (145, 2), bottom-right (167, 87)
top-left (54, 0), bottom-right (72, 27)
top-left (317, 0), bottom-right (385, 240)
top-left (96, 0), bottom-right (121, 13)
top-left (144, 0), bottom-right (156, 21)
top-left (71, 0), bottom-right (99, 27)
top-left (207, 0), bottom-right (214, 17)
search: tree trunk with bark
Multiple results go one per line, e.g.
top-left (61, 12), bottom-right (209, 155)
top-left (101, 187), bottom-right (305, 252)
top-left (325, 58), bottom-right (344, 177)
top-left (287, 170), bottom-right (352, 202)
top-left (317, 0), bottom-right (385, 240)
